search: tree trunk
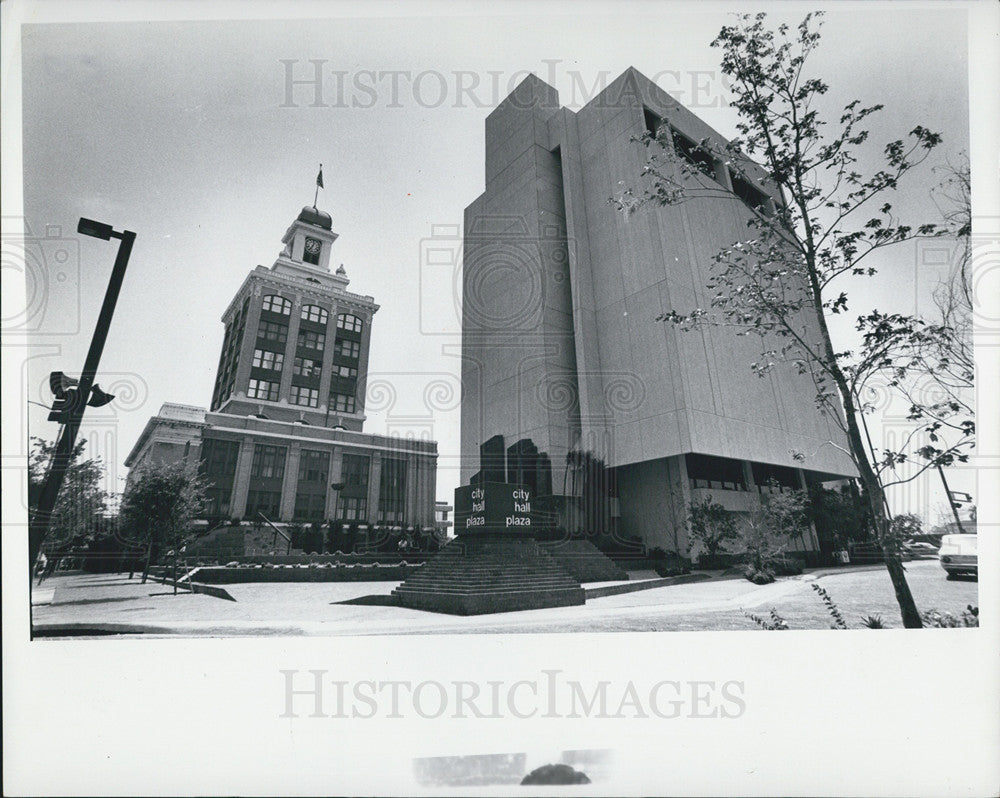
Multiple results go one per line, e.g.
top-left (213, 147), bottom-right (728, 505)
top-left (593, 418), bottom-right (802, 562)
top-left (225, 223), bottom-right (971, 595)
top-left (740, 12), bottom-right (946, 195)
top-left (140, 540), bottom-right (153, 584)
top-left (807, 286), bottom-right (923, 628)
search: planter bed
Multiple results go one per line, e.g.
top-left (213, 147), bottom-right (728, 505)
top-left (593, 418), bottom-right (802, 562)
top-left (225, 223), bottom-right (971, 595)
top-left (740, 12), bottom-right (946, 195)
top-left (190, 563), bottom-right (424, 584)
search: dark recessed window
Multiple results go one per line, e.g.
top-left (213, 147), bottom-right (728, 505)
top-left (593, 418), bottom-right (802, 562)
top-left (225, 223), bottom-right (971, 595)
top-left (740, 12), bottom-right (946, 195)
top-left (644, 107), bottom-right (663, 137)
top-left (671, 127), bottom-right (717, 179)
top-left (730, 173), bottom-right (772, 215)
top-left (293, 357), bottom-right (322, 378)
top-left (686, 453), bottom-right (747, 491)
top-left (257, 320), bottom-right (288, 345)
top-left (334, 339), bottom-right (360, 360)
top-left (250, 444), bottom-right (286, 480)
top-left (298, 449), bottom-right (330, 484)
top-left (336, 496), bottom-right (367, 521)
top-left (297, 329), bottom-right (326, 352)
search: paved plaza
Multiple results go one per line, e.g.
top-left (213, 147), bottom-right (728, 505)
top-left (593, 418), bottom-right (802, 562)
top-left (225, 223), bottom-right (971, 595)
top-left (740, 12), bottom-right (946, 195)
top-left (31, 560), bottom-right (977, 636)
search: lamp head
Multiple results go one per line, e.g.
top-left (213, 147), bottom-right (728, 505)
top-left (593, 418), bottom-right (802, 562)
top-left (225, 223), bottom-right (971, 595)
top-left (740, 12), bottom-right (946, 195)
top-left (77, 218), bottom-right (114, 240)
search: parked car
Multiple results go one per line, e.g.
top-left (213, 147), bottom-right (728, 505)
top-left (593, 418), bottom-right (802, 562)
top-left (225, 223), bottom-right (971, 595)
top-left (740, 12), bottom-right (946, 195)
top-left (903, 540), bottom-right (939, 558)
top-left (938, 533), bottom-right (977, 578)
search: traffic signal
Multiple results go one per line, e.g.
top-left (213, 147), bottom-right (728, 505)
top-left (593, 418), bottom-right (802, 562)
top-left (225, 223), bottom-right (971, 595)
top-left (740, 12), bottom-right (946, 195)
top-left (46, 372), bottom-right (115, 422)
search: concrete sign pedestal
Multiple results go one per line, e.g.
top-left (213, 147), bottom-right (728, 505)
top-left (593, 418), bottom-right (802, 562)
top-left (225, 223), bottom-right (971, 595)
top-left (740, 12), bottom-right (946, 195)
top-left (392, 483), bottom-right (585, 615)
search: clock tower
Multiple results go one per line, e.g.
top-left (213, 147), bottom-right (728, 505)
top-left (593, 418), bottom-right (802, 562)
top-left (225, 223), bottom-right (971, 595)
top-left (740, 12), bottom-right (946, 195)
top-left (274, 205), bottom-right (340, 277)
top-left (208, 202), bottom-right (378, 430)
top-left (128, 193), bottom-right (438, 531)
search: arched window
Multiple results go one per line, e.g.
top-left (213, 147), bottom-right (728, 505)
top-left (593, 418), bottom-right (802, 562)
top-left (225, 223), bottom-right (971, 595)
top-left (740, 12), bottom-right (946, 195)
top-left (336, 313), bottom-right (364, 334)
top-left (262, 294), bottom-right (292, 315)
top-left (301, 304), bottom-right (329, 325)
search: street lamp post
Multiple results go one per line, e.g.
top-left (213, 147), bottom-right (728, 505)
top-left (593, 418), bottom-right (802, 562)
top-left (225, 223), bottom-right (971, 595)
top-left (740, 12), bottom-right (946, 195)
top-left (28, 219), bottom-right (136, 591)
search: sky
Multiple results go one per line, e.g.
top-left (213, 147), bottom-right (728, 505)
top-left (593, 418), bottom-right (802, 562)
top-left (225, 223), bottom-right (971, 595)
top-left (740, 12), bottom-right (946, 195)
top-left (9, 1), bottom-right (979, 523)
top-left (3, 3), bottom-right (999, 794)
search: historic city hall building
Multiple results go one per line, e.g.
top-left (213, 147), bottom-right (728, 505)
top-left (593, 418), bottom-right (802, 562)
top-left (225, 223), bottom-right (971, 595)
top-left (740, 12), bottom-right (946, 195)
top-left (125, 205), bottom-right (438, 530)
top-left (460, 68), bottom-right (856, 557)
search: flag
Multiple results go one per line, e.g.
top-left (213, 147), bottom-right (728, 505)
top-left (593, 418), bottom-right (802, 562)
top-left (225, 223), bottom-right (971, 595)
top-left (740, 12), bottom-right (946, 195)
top-left (316, 166), bottom-right (324, 189)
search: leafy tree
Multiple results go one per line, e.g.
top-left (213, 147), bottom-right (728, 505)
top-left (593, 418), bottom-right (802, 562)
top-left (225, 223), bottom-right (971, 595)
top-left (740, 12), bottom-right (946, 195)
top-left (613, 12), bottom-right (965, 626)
top-left (808, 482), bottom-right (871, 552)
top-left (735, 485), bottom-right (811, 584)
top-left (686, 495), bottom-right (741, 566)
top-left (28, 437), bottom-right (108, 554)
top-left (119, 460), bottom-right (208, 582)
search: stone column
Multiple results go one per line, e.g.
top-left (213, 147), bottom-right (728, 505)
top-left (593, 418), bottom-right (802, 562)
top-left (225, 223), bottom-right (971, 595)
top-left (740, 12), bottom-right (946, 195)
top-left (367, 452), bottom-right (382, 525)
top-left (280, 442), bottom-right (302, 520)
top-left (666, 454), bottom-right (693, 554)
top-left (317, 309), bottom-right (338, 420)
top-left (406, 452), bottom-right (419, 527)
top-left (278, 300), bottom-right (304, 403)
top-left (326, 447), bottom-right (343, 520)
top-left (229, 437), bottom-right (256, 521)
top-left (796, 468), bottom-right (821, 553)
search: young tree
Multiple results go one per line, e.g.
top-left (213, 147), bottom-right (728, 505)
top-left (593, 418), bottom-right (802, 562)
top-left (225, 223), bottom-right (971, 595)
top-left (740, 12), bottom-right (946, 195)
top-left (687, 495), bottom-right (741, 567)
top-left (119, 460), bottom-right (208, 583)
top-left (28, 437), bottom-right (108, 555)
top-left (736, 486), bottom-right (812, 584)
top-left (614, 13), bottom-right (964, 627)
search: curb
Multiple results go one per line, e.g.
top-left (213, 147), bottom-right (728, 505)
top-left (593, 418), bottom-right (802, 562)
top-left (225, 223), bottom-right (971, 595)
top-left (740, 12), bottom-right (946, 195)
top-left (585, 573), bottom-right (710, 599)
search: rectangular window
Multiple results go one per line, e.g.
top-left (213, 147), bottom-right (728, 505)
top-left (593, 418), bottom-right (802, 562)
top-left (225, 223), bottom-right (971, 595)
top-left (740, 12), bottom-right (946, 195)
top-left (199, 438), bottom-right (240, 477)
top-left (751, 461), bottom-right (799, 492)
top-left (336, 496), bottom-right (368, 521)
top-left (331, 392), bottom-right (356, 413)
top-left (294, 492), bottom-right (327, 521)
top-left (644, 107), bottom-right (663, 137)
top-left (246, 490), bottom-right (282, 519)
top-left (247, 378), bottom-right (279, 401)
top-left (301, 304), bottom-right (329, 325)
top-left (298, 449), bottom-right (330, 484)
top-left (297, 329), bottom-right (326, 352)
top-left (335, 365), bottom-right (358, 378)
top-left (257, 319), bottom-right (288, 345)
top-left (336, 314), bottom-right (364, 333)
top-left (686, 453), bottom-right (747, 491)
top-left (290, 385), bottom-right (319, 407)
top-left (378, 457), bottom-right (407, 524)
top-left (671, 126), bottom-right (717, 179)
top-left (730, 173), bottom-right (772, 214)
top-left (340, 454), bottom-right (370, 493)
top-left (262, 294), bottom-right (292, 315)
top-left (335, 338), bottom-right (360, 359)
top-left (251, 444), bottom-right (286, 480)
top-left (293, 357), bottom-right (322, 378)
top-left (252, 349), bottom-right (284, 371)
top-left (203, 488), bottom-right (232, 519)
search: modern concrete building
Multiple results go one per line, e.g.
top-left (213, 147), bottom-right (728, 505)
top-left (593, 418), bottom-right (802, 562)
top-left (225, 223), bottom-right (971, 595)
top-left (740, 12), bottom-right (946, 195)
top-left (460, 68), bottom-right (855, 557)
top-left (126, 204), bottom-right (438, 530)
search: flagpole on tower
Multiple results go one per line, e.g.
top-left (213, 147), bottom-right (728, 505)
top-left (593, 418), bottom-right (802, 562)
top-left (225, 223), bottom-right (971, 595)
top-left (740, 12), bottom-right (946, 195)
top-left (314, 163), bottom-right (324, 208)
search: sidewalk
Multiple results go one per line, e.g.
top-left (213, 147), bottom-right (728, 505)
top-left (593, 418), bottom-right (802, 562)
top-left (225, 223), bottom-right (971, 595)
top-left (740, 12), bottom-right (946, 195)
top-left (31, 560), bottom-right (956, 637)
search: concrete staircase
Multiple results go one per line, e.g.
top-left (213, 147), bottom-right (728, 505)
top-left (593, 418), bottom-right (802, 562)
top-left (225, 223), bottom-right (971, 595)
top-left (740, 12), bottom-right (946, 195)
top-left (392, 535), bottom-right (585, 615)
top-left (540, 539), bottom-right (629, 582)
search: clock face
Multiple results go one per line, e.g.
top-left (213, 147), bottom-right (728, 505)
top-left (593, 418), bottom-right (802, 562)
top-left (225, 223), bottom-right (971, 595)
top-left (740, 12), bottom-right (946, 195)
top-left (304, 237), bottom-right (321, 255)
